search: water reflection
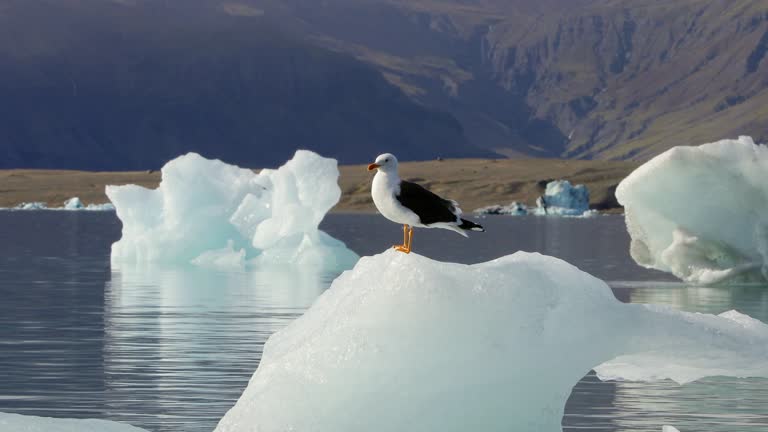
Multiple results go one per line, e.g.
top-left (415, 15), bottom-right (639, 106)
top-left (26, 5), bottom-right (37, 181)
top-left (103, 263), bottom-right (337, 432)
top-left (604, 283), bottom-right (768, 432)
top-left (1, 212), bottom-right (767, 432)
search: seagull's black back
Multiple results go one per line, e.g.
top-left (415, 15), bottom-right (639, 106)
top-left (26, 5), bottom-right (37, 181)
top-left (395, 181), bottom-right (458, 225)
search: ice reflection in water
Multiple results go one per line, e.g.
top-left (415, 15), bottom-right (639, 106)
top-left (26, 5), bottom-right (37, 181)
top-left (103, 264), bottom-right (337, 432)
top-left (570, 283), bottom-right (768, 432)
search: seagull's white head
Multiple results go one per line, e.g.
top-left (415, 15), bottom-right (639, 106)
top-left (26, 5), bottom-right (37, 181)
top-left (367, 153), bottom-right (398, 173)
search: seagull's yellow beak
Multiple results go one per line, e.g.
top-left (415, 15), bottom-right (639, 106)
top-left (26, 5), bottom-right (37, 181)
top-left (367, 163), bottom-right (380, 171)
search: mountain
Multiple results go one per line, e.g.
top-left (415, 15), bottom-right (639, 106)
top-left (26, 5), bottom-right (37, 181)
top-left (3, 0), bottom-right (767, 169)
top-left (256, 0), bottom-right (768, 159)
top-left (0, 0), bottom-right (491, 170)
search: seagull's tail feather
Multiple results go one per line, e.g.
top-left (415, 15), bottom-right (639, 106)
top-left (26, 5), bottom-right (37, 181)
top-left (459, 219), bottom-right (485, 232)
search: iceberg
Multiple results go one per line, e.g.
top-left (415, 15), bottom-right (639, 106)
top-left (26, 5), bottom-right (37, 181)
top-left (63, 197), bottom-right (84, 209)
top-left (474, 201), bottom-right (528, 216)
top-left (4, 199), bottom-right (115, 211)
top-left (106, 151), bottom-right (358, 270)
top-left (0, 412), bottom-right (148, 432)
top-left (13, 201), bottom-right (48, 210)
top-left (84, 202), bottom-right (116, 211)
top-left (215, 250), bottom-right (768, 432)
top-left (533, 180), bottom-right (591, 216)
top-left (617, 136), bottom-right (768, 284)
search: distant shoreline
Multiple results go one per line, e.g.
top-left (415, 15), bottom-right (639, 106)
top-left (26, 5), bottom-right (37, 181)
top-left (0, 158), bottom-right (640, 214)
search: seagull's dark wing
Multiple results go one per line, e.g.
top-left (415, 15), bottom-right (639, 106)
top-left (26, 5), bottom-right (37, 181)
top-left (396, 181), bottom-right (459, 225)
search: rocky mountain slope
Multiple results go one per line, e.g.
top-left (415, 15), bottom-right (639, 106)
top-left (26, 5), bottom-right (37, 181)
top-left (267, 0), bottom-right (768, 159)
top-left (2, 0), bottom-right (766, 168)
top-left (0, 0), bottom-right (490, 170)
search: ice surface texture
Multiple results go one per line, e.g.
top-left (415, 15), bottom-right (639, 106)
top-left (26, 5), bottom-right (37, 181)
top-left (0, 412), bottom-right (148, 432)
top-left (617, 136), bottom-right (768, 284)
top-left (215, 250), bottom-right (768, 432)
top-left (106, 151), bottom-right (358, 270)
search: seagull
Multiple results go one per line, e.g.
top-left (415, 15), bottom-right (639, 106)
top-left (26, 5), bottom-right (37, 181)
top-left (367, 153), bottom-right (484, 253)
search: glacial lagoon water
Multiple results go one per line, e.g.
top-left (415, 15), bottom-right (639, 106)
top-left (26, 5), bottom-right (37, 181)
top-left (0, 212), bottom-right (766, 432)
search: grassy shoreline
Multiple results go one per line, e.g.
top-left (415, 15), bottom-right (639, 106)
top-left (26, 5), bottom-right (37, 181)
top-left (0, 158), bottom-right (640, 213)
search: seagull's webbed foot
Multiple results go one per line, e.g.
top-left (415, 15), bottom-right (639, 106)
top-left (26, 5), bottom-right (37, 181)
top-left (393, 225), bottom-right (413, 254)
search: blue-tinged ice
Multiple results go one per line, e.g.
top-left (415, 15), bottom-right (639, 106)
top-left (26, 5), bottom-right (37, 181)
top-left (63, 197), bottom-right (84, 209)
top-left (617, 136), bottom-right (768, 284)
top-left (214, 250), bottom-right (768, 432)
top-left (475, 181), bottom-right (593, 217)
top-left (532, 180), bottom-right (591, 216)
top-left (106, 151), bottom-right (358, 271)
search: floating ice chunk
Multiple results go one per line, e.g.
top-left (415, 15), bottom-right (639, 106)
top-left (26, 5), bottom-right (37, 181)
top-left (533, 180), bottom-right (591, 216)
top-left (215, 250), bottom-right (768, 432)
top-left (474, 201), bottom-right (528, 215)
top-left (4, 200), bottom-right (114, 211)
top-left (0, 412), bottom-right (148, 432)
top-left (13, 201), bottom-right (48, 210)
top-left (662, 427), bottom-right (680, 432)
top-left (85, 202), bottom-right (116, 211)
top-left (106, 151), bottom-right (358, 270)
top-left (63, 197), bottom-right (84, 209)
top-left (617, 136), bottom-right (768, 284)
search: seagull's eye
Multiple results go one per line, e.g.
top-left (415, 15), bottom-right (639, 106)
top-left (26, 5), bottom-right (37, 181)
top-left (385, 159), bottom-right (389, 162)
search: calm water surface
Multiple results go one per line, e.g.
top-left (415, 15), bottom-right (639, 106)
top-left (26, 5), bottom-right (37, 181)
top-left (0, 212), bottom-right (766, 432)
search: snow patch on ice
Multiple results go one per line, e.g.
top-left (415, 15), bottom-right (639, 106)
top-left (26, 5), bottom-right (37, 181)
top-left (617, 136), bottom-right (768, 284)
top-left (215, 250), bottom-right (768, 432)
top-left (106, 151), bottom-right (358, 270)
top-left (0, 412), bottom-right (148, 432)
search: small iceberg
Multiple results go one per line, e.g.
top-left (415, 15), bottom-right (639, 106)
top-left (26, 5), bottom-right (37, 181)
top-left (474, 201), bottom-right (528, 215)
top-left (13, 201), bottom-right (48, 210)
top-left (475, 180), bottom-right (594, 217)
top-left (63, 197), bottom-right (84, 209)
top-left (106, 150), bottom-right (359, 271)
top-left (617, 136), bottom-right (768, 284)
top-left (214, 250), bottom-right (768, 432)
top-left (532, 180), bottom-right (592, 216)
top-left (7, 198), bottom-right (115, 211)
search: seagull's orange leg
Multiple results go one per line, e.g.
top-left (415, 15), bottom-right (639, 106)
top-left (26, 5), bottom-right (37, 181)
top-left (394, 224), bottom-right (409, 251)
top-left (395, 226), bottom-right (413, 254)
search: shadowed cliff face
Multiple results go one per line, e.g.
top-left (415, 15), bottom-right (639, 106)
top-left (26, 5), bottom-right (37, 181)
top-left (0, 0), bottom-right (492, 170)
top-left (266, 0), bottom-right (768, 160)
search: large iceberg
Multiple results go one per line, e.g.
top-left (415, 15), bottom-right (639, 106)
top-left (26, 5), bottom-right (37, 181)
top-left (0, 412), bottom-right (148, 432)
top-left (617, 136), bottom-right (768, 284)
top-left (215, 250), bottom-right (768, 432)
top-left (106, 151), bottom-right (358, 270)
